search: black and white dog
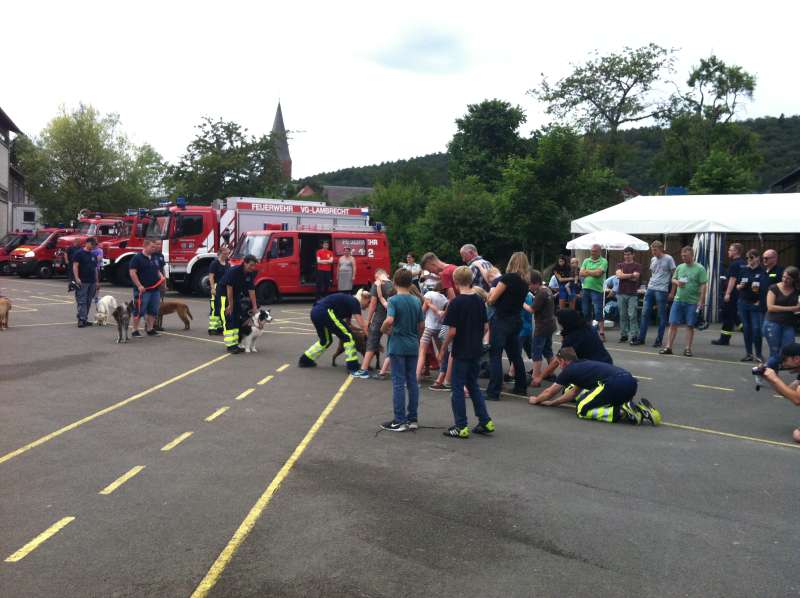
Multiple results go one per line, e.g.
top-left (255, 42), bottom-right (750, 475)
top-left (112, 301), bottom-right (133, 343)
top-left (238, 307), bottom-right (273, 353)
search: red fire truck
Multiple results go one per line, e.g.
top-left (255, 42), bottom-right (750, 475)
top-left (0, 231), bottom-right (35, 275)
top-left (99, 210), bottom-right (151, 285)
top-left (144, 197), bottom-right (388, 297)
top-left (54, 211), bottom-right (135, 276)
top-left (10, 227), bottom-right (76, 278)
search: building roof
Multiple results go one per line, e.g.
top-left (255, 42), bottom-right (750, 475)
top-left (271, 102), bottom-right (291, 162)
top-left (0, 106), bottom-right (22, 135)
top-left (322, 185), bottom-right (374, 206)
top-left (769, 165), bottom-right (800, 191)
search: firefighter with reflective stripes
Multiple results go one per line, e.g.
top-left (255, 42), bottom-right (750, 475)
top-left (298, 292), bottom-right (370, 372)
top-left (218, 255), bottom-right (258, 354)
top-left (712, 243), bottom-right (745, 346)
top-left (207, 246), bottom-right (231, 336)
top-left (529, 347), bottom-right (662, 425)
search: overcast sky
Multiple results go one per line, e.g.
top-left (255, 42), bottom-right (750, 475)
top-left (5, 1), bottom-right (799, 179)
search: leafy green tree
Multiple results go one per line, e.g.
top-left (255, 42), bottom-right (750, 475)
top-left (689, 149), bottom-right (759, 194)
top-left (165, 117), bottom-right (284, 202)
top-left (682, 55), bottom-right (756, 124)
top-left (13, 104), bottom-right (164, 223)
top-left (366, 181), bottom-right (429, 264)
top-left (447, 99), bottom-right (530, 190)
top-left (532, 44), bottom-right (676, 168)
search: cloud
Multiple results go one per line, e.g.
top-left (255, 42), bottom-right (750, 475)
top-left (372, 28), bottom-right (469, 74)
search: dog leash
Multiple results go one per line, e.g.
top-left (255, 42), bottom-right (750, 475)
top-left (136, 275), bottom-right (166, 315)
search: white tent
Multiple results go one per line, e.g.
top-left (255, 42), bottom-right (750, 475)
top-left (571, 193), bottom-right (800, 234)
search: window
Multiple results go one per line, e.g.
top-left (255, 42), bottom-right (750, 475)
top-left (23, 211), bottom-right (35, 223)
top-left (177, 214), bottom-right (204, 237)
top-left (233, 234), bottom-right (269, 260)
top-left (272, 237), bottom-right (294, 258)
top-left (334, 238), bottom-right (366, 256)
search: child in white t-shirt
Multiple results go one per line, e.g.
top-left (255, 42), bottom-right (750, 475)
top-left (417, 283), bottom-right (448, 380)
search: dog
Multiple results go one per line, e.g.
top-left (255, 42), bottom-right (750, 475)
top-left (238, 307), bottom-right (273, 353)
top-left (331, 325), bottom-right (383, 367)
top-left (0, 296), bottom-right (10, 330)
top-left (112, 301), bottom-right (133, 343)
top-left (157, 300), bottom-right (193, 330)
top-left (95, 295), bottom-right (118, 326)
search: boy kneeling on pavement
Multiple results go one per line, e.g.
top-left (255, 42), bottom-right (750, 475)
top-left (762, 343), bottom-right (800, 443)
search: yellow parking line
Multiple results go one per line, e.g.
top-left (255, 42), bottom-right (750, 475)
top-left (257, 375), bottom-right (274, 386)
top-left (159, 331), bottom-right (225, 345)
top-left (5, 517), bottom-right (76, 562)
top-left (663, 422), bottom-right (800, 450)
top-left (190, 376), bottom-right (354, 598)
top-left (0, 354), bottom-right (230, 466)
top-left (11, 321), bottom-right (75, 327)
top-left (161, 431), bottom-right (194, 451)
top-left (693, 383), bottom-right (734, 392)
top-left (99, 466), bottom-right (145, 495)
top-left (276, 363), bottom-right (290, 372)
top-left (205, 407), bottom-right (230, 422)
top-left (235, 388), bottom-right (255, 401)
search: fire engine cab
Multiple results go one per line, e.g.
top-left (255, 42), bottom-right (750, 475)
top-left (0, 231), bottom-right (35, 275)
top-left (231, 224), bottom-right (391, 304)
top-left (145, 197), bottom-right (389, 297)
top-left (54, 211), bottom-right (134, 276)
top-left (10, 227), bottom-right (75, 278)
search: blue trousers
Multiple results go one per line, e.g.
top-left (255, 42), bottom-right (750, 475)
top-left (450, 358), bottom-right (491, 429)
top-left (738, 301), bottom-right (763, 358)
top-left (763, 320), bottom-right (795, 369)
top-left (638, 289), bottom-right (668, 343)
top-left (390, 354), bottom-right (419, 423)
top-left (487, 316), bottom-right (526, 398)
top-left (75, 282), bottom-right (96, 323)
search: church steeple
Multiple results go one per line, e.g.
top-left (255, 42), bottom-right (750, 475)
top-left (272, 102), bottom-right (292, 180)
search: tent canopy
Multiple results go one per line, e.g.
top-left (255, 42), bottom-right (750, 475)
top-left (571, 193), bottom-right (800, 235)
top-left (565, 230), bottom-right (649, 251)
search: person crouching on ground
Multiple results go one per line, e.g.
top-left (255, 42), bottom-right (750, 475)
top-left (298, 291), bottom-right (370, 371)
top-left (437, 266), bottom-right (495, 439)
top-left (529, 347), bottom-right (661, 425)
top-left (762, 343), bottom-right (800, 443)
top-left (72, 237), bottom-right (100, 328)
top-left (379, 268), bottom-right (424, 432)
top-left (218, 254), bottom-right (259, 354)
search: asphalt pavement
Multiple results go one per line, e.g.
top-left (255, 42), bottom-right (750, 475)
top-left (1, 277), bottom-right (798, 598)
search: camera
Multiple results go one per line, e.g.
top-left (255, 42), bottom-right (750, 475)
top-left (752, 364), bottom-right (778, 391)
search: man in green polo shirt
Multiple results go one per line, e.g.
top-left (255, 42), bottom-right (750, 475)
top-left (660, 246), bottom-right (708, 357)
top-left (580, 244), bottom-right (609, 340)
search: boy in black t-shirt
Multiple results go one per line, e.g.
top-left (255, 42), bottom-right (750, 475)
top-left (438, 266), bottom-right (495, 438)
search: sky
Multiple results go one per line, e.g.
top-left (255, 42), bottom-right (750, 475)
top-left (5, 0), bottom-right (799, 179)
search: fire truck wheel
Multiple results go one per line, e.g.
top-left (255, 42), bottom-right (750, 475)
top-left (191, 264), bottom-right (211, 297)
top-left (36, 263), bottom-right (54, 279)
top-left (0, 262), bottom-right (11, 275)
top-left (114, 264), bottom-right (133, 287)
top-left (256, 281), bottom-right (278, 305)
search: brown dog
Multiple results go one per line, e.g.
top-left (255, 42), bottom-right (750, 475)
top-left (331, 326), bottom-right (383, 368)
top-left (0, 297), bottom-right (10, 330)
top-left (157, 300), bottom-right (193, 330)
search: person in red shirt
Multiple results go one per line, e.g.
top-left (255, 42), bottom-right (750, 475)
top-left (421, 252), bottom-right (457, 301)
top-left (316, 240), bottom-right (334, 300)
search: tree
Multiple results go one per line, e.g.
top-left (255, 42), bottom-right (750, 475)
top-left (532, 44), bottom-right (676, 168)
top-left (682, 55), bottom-right (756, 125)
top-left (165, 117), bottom-right (284, 202)
top-left (13, 104), bottom-right (165, 224)
top-left (366, 181), bottom-right (429, 264)
top-left (689, 149), bottom-right (759, 194)
top-left (447, 99), bottom-right (530, 190)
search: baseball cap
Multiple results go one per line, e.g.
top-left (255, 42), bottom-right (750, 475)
top-left (780, 343), bottom-right (800, 359)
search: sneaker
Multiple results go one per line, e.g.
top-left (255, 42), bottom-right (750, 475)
top-left (620, 401), bottom-right (642, 425)
top-left (629, 338), bottom-right (644, 346)
top-left (636, 398), bottom-right (662, 426)
top-left (658, 347), bottom-right (673, 355)
top-left (298, 354), bottom-right (317, 368)
top-left (226, 346), bottom-right (245, 354)
top-left (407, 419), bottom-right (419, 430)
top-left (131, 330), bottom-right (143, 338)
top-left (619, 335), bottom-right (628, 343)
top-left (429, 382), bottom-right (450, 391)
top-left (652, 340), bottom-right (662, 348)
top-left (380, 420), bottom-right (409, 432)
top-left (740, 355), bottom-right (754, 362)
top-left (351, 369), bottom-right (370, 379)
top-left (146, 329), bottom-right (160, 337)
top-left (443, 425), bottom-right (469, 439)
top-left (472, 420), bottom-right (496, 435)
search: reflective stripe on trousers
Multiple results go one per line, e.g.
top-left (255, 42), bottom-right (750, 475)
top-left (575, 383), bottom-right (615, 423)
top-left (220, 296), bottom-right (239, 348)
top-left (208, 294), bottom-right (222, 331)
top-left (303, 308), bottom-right (357, 364)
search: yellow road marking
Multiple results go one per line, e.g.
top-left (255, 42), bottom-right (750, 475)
top-left (276, 363), bottom-right (290, 372)
top-left (693, 383), bottom-right (734, 392)
top-left (205, 406), bottom-right (230, 422)
top-left (0, 354), bottom-right (229, 466)
top-left (278, 326), bottom-right (316, 333)
top-left (235, 388), bottom-right (255, 401)
top-left (159, 331), bottom-right (225, 345)
top-left (11, 321), bottom-right (75, 327)
top-left (552, 339), bottom-right (744, 367)
top-left (5, 517), bottom-right (76, 562)
top-left (663, 422), bottom-right (800, 450)
top-left (162, 431), bottom-right (194, 451)
top-left (190, 376), bottom-right (354, 598)
top-left (257, 375), bottom-right (274, 386)
top-left (99, 465), bottom-right (145, 495)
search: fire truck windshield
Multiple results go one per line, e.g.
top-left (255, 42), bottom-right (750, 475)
top-left (77, 222), bottom-right (93, 234)
top-left (1, 234), bottom-right (22, 249)
top-left (29, 231), bottom-right (53, 245)
top-left (233, 234), bottom-right (270, 260)
top-left (145, 214), bottom-right (171, 239)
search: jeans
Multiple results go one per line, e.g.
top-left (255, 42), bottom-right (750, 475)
top-left (763, 320), bottom-right (796, 369)
top-left (638, 289), bottom-right (668, 342)
top-left (390, 354), bottom-right (419, 423)
top-left (487, 316), bottom-right (526, 397)
top-left (617, 294), bottom-right (638, 337)
top-left (75, 282), bottom-right (96, 323)
top-left (450, 358), bottom-right (491, 429)
top-left (738, 301), bottom-right (763, 357)
top-left (581, 289), bottom-right (603, 323)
